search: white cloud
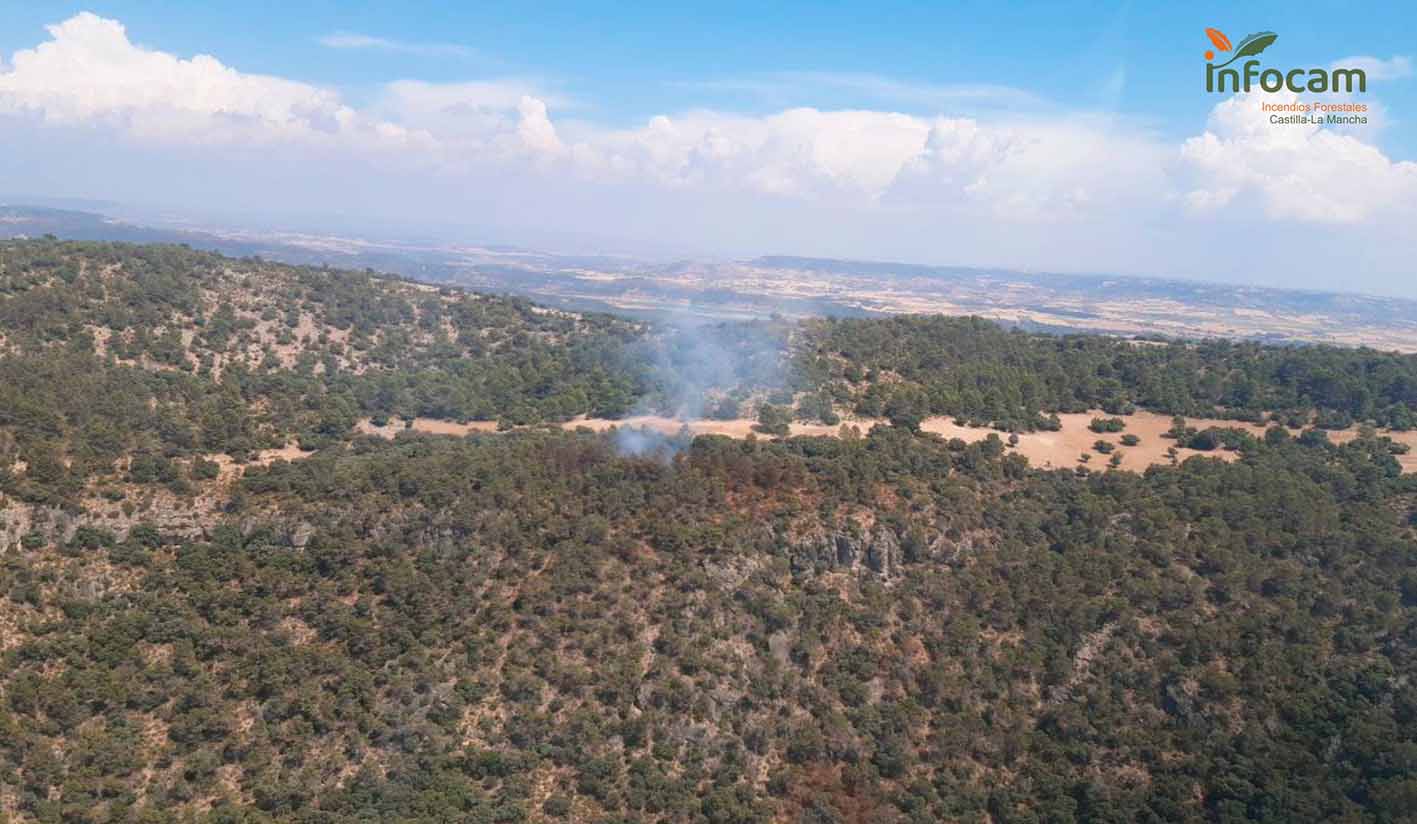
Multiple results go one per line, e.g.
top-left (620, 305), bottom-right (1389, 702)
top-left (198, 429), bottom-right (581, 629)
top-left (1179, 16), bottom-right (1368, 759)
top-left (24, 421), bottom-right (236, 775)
top-left (885, 116), bottom-right (1168, 218)
top-left (544, 107), bottom-right (1173, 223)
top-left (1181, 91), bottom-right (1417, 223)
top-left (317, 32), bottom-right (475, 59)
top-left (561, 108), bottom-right (929, 198)
top-left (0, 13), bottom-right (577, 166)
top-left (6, 12), bottom-right (1416, 228)
top-left (516, 96), bottom-right (564, 156)
top-left (0, 12), bottom-right (428, 149)
top-left (374, 80), bottom-right (567, 157)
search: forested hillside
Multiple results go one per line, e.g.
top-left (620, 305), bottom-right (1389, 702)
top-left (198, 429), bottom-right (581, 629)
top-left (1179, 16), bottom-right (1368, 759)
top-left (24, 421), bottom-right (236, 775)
top-left (0, 239), bottom-right (647, 501)
top-left (2, 241), bottom-right (1417, 823)
top-left (797, 316), bottom-right (1417, 432)
top-left (4, 425), bottom-right (1416, 823)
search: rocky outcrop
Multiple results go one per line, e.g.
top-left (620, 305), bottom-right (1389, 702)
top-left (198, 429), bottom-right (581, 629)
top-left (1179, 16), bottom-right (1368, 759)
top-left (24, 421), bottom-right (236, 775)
top-left (287, 521), bottom-right (316, 549)
top-left (0, 496), bottom-right (219, 550)
top-left (788, 526), bottom-right (903, 580)
top-left (865, 528), bottom-right (899, 576)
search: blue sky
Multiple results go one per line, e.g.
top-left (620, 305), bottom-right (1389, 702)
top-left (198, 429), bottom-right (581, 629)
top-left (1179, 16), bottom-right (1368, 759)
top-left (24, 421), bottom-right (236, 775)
top-left (2, 2), bottom-right (1416, 294)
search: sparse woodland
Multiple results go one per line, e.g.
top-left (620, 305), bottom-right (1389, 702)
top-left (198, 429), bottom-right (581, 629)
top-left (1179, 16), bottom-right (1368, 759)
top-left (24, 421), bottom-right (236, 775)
top-left (2, 241), bottom-right (1416, 823)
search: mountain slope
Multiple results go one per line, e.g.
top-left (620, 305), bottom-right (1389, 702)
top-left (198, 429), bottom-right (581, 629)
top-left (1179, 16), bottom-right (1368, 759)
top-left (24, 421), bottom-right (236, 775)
top-left (2, 241), bottom-right (1417, 823)
top-left (0, 239), bottom-right (646, 484)
top-left (3, 424), bottom-right (1416, 822)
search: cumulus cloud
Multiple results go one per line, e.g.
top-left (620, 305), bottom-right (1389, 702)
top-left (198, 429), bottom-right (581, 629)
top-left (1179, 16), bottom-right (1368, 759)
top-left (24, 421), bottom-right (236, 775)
top-left (542, 106), bottom-right (1176, 223)
top-left (886, 116), bottom-right (1168, 218)
top-left (515, 96), bottom-right (565, 156)
top-left (0, 13), bottom-right (1185, 218)
top-left (1180, 91), bottom-right (1417, 223)
top-left (372, 80), bottom-right (568, 160)
top-left (0, 12), bottom-right (429, 149)
top-left (560, 108), bottom-right (929, 198)
top-left (0, 12), bottom-right (572, 164)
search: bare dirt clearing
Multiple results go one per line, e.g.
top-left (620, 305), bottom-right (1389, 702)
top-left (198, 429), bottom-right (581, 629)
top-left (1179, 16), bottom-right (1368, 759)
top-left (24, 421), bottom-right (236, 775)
top-left (204, 442), bottom-right (315, 482)
top-left (356, 418), bottom-right (501, 438)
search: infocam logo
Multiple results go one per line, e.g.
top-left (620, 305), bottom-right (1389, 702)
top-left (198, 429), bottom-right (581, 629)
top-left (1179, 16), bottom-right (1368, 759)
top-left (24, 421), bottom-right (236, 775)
top-left (1203, 28), bottom-right (1366, 94)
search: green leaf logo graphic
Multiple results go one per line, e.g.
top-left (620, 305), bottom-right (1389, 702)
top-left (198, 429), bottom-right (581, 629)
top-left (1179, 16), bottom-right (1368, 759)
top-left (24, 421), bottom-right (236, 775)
top-left (1212, 31), bottom-right (1278, 69)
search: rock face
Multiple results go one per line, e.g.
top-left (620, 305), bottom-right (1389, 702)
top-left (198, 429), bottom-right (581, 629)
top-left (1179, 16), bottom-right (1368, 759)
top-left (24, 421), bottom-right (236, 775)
top-left (0, 498), bottom-right (217, 550)
top-left (865, 528), bottom-right (899, 576)
top-left (288, 521), bottom-right (316, 549)
top-left (789, 526), bottom-right (903, 580)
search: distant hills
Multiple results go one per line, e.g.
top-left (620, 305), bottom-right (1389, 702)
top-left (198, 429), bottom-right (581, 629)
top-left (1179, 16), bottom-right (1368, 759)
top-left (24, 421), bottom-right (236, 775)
top-left (5, 203), bottom-right (1417, 349)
